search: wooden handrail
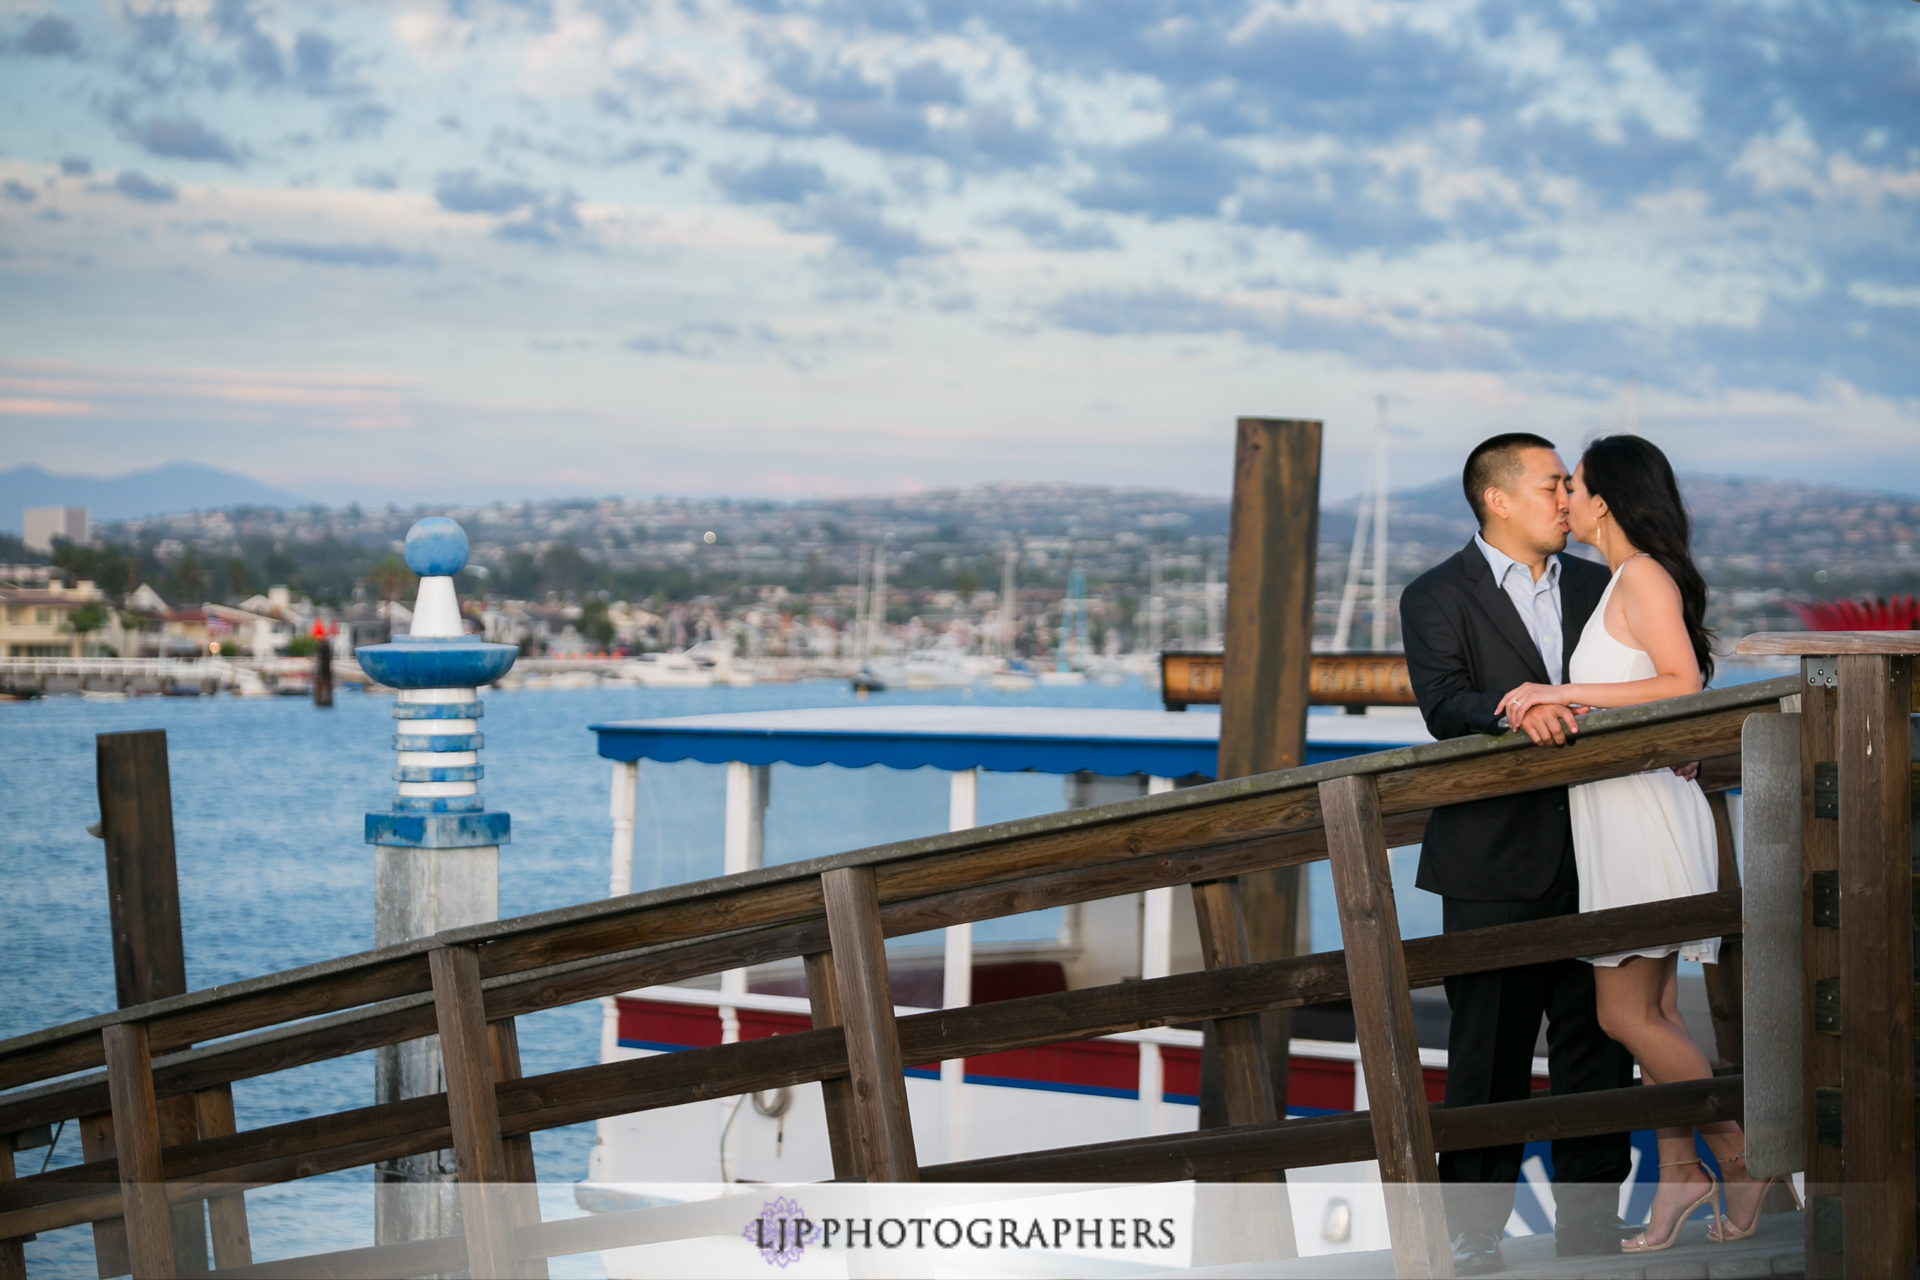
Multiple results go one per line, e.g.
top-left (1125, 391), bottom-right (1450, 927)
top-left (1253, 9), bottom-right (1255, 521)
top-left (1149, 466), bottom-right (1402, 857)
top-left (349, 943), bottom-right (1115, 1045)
top-left (0, 675), bottom-right (1794, 1098)
top-left (0, 674), bottom-right (1791, 1279)
top-left (0, 890), bottom-right (1741, 1237)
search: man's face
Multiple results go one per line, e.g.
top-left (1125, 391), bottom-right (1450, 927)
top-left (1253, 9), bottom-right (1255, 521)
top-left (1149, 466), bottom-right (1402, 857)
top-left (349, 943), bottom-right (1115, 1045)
top-left (1488, 447), bottom-right (1571, 556)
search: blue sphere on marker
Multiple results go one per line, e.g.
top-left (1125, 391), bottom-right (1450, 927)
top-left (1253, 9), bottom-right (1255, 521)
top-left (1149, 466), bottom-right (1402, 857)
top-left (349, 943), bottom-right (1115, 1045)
top-left (403, 517), bottom-right (468, 577)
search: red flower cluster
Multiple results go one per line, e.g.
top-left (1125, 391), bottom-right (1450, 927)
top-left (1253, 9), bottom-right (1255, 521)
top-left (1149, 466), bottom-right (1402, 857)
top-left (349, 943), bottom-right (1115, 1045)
top-left (1788, 595), bottom-right (1920, 631)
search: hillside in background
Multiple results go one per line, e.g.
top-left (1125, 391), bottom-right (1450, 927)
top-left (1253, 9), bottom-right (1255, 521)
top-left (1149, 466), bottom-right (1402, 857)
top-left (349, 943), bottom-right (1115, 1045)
top-left (13, 470), bottom-right (1916, 653)
top-left (0, 463), bottom-right (309, 530)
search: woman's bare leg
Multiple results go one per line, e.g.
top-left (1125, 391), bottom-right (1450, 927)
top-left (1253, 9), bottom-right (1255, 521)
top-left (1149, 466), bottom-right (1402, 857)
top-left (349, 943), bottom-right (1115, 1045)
top-left (1652, 962), bottom-right (1766, 1229)
top-left (1595, 955), bottom-right (1757, 1243)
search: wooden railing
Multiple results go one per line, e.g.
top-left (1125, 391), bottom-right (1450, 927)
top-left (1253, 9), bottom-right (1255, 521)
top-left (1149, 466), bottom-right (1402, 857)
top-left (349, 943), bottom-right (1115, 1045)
top-left (0, 674), bottom-right (1799, 1278)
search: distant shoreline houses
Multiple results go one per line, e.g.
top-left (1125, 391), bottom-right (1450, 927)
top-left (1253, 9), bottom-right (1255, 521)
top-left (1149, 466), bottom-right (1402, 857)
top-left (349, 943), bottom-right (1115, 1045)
top-left (0, 571), bottom-right (405, 661)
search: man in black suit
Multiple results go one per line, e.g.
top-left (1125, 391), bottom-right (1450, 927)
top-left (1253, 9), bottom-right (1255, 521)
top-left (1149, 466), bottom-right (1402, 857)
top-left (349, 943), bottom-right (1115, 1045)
top-left (1398, 433), bottom-right (1636, 1275)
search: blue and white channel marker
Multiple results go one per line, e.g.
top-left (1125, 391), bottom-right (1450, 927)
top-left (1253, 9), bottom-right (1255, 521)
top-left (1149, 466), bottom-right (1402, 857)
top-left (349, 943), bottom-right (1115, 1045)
top-left (355, 517), bottom-right (518, 851)
top-left (354, 517), bottom-right (521, 1238)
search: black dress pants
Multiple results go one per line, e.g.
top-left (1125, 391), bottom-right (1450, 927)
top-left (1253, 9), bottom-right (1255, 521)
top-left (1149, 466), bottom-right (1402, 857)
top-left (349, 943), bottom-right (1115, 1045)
top-left (1437, 846), bottom-right (1636, 1236)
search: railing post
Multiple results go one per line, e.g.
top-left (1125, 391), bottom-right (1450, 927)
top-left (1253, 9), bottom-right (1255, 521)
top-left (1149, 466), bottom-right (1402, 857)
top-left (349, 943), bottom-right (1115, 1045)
top-left (191, 1087), bottom-right (252, 1269)
top-left (1188, 879), bottom-right (1278, 1135)
top-left (1320, 773), bottom-right (1452, 1279)
top-left (821, 866), bottom-right (920, 1181)
top-left (102, 1023), bottom-right (176, 1280)
top-left (488, 1017), bottom-right (549, 1280)
top-left (428, 945), bottom-right (523, 1279)
top-left (1700, 790), bottom-right (1745, 1065)
top-left (1801, 660), bottom-right (1843, 1277)
top-left (1835, 653), bottom-right (1914, 1276)
top-left (1, 1133), bottom-right (26, 1280)
top-left (804, 950), bottom-right (865, 1179)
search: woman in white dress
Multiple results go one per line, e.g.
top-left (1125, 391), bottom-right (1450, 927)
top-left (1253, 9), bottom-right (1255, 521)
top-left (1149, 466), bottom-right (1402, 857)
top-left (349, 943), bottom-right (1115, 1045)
top-left (1497, 436), bottom-right (1789, 1252)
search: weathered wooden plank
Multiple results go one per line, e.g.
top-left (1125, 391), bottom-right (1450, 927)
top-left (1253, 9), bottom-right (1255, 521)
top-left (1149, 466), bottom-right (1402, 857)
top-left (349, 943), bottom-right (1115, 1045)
top-left (191, 1089), bottom-right (250, 1270)
top-left (78, 1112), bottom-right (131, 1279)
top-left (104, 1023), bottom-right (176, 1279)
top-left (1741, 710), bottom-right (1804, 1178)
top-left (1800, 668), bottom-right (1843, 1278)
top-left (803, 950), bottom-right (862, 1179)
top-left (1189, 878), bottom-right (1278, 1139)
top-left (821, 866), bottom-right (918, 1181)
top-left (428, 946), bottom-right (521, 1280)
top-left (1736, 631), bottom-right (1920, 656)
top-left (1700, 789), bottom-right (1745, 1065)
top-left (96, 731), bottom-right (190, 1011)
top-left (0, 890), bottom-right (1744, 1238)
top-left (0, 1133), bottom-right (24, 1280)
top-left (1320, 773), bottom-right (1450, 1278)
top-left (1835, 653), bottom-right (1915, 1277)
top-left (1218, 418), bottom-right (1320, 1126)
top-left (487, 1018), bottom-right (548, 1280)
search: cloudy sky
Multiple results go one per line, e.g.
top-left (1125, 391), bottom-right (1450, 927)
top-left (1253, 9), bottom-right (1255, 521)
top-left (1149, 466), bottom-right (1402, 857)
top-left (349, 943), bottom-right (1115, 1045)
top-left (0, 0), bottom-right (1916, 505)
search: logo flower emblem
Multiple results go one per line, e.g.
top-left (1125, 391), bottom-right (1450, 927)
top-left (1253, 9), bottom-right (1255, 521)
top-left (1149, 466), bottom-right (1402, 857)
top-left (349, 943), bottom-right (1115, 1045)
top-left (742, 1196), bottom-right (814, 1267)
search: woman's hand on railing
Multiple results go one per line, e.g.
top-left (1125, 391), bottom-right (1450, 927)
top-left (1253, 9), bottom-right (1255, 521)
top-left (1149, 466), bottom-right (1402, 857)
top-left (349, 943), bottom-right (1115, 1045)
top-left (1497, 681), bottom-right (1565, 723)
top-left (1514, 702), bottom-right (1583, 746)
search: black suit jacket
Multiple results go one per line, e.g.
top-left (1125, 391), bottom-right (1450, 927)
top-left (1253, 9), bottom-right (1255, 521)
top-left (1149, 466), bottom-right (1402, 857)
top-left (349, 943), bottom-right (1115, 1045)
top-left (1400, 539), bottom-right (1611, 902)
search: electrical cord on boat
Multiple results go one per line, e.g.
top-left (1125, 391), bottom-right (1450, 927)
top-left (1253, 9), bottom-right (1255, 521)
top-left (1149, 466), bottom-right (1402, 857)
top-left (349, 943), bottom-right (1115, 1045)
top-left (39, 1119), bottom-right (64, 1174)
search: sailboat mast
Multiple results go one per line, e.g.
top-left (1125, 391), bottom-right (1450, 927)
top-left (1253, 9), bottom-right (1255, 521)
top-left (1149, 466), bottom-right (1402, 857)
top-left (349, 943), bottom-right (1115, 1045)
top-left (1000, 545), bottom-right (1017, 658)
top-left (1369, 396), bottom-right (1390, 652)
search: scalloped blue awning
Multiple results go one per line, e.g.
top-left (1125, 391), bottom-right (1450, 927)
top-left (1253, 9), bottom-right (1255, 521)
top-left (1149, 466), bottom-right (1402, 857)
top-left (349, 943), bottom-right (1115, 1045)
top-left (589, 706), bottom-right (1434, 778)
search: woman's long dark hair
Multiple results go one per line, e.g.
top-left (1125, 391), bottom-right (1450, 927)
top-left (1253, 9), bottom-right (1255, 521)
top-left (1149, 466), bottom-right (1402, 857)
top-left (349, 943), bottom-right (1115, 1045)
top-left (1580, 434), bottom-right (1715, 684)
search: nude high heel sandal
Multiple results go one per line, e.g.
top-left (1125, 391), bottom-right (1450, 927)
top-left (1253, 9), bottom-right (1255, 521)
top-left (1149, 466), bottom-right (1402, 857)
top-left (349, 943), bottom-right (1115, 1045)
top-left (1623, 1158), bottom-right (1721, 1253)
top-left (1707, 1151), bottom-right (1804, 1243)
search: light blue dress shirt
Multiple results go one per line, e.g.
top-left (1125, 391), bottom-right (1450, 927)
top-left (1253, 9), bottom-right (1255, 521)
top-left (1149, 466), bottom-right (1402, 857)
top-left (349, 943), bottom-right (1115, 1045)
top-left (1474, 532), bottom-right (1564, 682)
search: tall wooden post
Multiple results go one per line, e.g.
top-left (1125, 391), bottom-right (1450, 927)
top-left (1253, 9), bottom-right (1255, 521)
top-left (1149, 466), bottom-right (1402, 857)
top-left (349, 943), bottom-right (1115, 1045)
top-left (94, 731), bottom-right (222, 1277)
top-left (312, 639), bottom-right (333, 708)
top-left (1734, 631), bottom-right (1920, 1277)
top-left (1204, 418), bottom-right (1321, 1122)
top-left (1835, 652), bottom-right (1914, 1276)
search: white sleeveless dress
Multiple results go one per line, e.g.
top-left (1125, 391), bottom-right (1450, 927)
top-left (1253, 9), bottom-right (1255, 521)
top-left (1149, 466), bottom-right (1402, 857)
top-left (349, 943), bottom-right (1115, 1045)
top-left (1568, 564), bottom-right (1720, 967)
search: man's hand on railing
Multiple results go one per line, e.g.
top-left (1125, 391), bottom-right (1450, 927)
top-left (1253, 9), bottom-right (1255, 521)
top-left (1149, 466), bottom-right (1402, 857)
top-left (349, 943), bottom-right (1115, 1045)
top-left (1516, 703), bottom-right (1582, 746)
top-left (1671, 761), bottom-right (1700, 781)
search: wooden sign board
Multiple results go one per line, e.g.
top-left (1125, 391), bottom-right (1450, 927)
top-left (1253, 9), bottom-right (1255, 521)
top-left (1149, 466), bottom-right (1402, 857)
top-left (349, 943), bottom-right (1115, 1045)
top-left (1161, 650), bottom-right (1415, 711)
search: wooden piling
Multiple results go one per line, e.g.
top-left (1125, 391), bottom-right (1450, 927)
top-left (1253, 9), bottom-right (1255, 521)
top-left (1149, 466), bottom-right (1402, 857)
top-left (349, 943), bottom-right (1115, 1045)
top-left (95, 730), bottom-right (228, 1275)
top-left (1208, 416), bottom-right (1321, 1124)
top-left (1321, 772), bottom-right (1452, 1278)
top-left (1835, 653), bottom-right (1914, 1276)
top-left (312, 643), bottom-right (333, 708)
top-left (821, 866), bottom-right (919, 1181)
